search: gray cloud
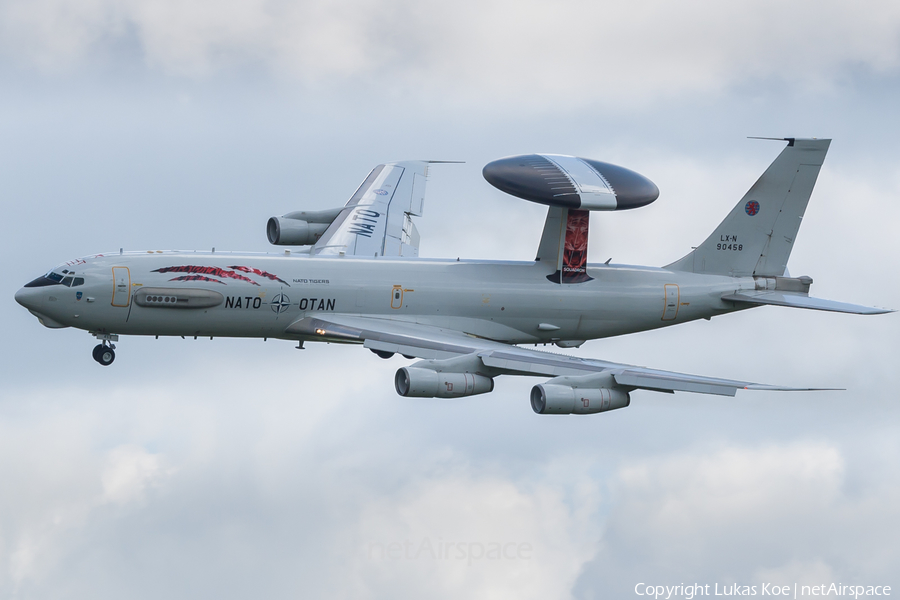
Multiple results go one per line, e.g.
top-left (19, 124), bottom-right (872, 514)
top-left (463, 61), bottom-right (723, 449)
top-left (3, 366), bottom-right (898, 598)
top-left (3, 0), bottom-right (900, 107)
top-left (574, 439), bottom-right (900, 597)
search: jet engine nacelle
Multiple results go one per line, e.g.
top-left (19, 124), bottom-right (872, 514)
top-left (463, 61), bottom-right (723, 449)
top-left (395, 367), bottom-right (494, 398)
top-left (267, 217), bottom-right (330, 246)
top-left (266, 208), bottom-right (344, 246)
top-left (530, 384), bottom-right (630, 415)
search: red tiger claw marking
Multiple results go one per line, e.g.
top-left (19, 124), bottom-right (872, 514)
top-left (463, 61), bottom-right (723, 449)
top-left (153, 266), bottom-right (260, 285)
top-left (228, 266), bottom-right (290, 286)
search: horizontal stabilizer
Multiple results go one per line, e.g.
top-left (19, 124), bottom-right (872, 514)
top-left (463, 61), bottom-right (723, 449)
top-left (722, 291), bottom-right (893, 315)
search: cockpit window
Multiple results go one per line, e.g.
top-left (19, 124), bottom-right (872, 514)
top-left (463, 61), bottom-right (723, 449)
top-left (25, 275), bottom-right (61, 287)
top-left (23, 270), bottom-right (85, 288)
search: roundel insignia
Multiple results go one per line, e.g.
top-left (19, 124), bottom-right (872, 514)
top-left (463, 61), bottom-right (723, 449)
top-left (745, 200), bottom-right (760, 216)
top-left (271, 293), bottom-right (291, 314)
top-left (373, 189), bottom-right (388, 196)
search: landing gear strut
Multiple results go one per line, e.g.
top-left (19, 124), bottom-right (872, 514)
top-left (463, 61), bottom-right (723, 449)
top-left (91, 333), bottom-right (118, 366)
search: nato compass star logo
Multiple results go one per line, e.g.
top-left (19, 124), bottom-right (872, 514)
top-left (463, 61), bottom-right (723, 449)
top-left (745, 200), bottom-right (760, 216)
top-left (270, 293), bottom-right (291, 314)
top-left (373, 189), bottom-right (389, 196)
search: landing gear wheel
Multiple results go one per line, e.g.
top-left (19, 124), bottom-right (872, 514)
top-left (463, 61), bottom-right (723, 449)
top-left (91, 334), bottom-right (118, 366)
top-left (97, 347), bottom-right (115, 366)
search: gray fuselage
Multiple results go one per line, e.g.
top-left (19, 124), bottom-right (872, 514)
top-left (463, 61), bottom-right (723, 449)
top-left (16, 251), bottom-right (752, 345)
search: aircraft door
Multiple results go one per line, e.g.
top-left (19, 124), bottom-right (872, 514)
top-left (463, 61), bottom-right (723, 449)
top-left (390, 285), bottom-right (403, 309)
top-left (662, 284), bottom-right (679, 320)
top-left (112, 267), bottom-right (131, 307)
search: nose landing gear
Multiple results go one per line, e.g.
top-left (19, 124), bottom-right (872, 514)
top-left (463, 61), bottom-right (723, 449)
top-left (92, 344), bottom-right (115, 366)
top-left (91, 333), bottom-right (118, 366)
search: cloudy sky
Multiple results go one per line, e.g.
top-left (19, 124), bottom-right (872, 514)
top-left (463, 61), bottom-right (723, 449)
top-left (2, 0), bottom-right (899, 598)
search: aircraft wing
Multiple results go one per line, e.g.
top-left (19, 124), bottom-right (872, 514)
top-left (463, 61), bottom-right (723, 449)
top-left (311, 161), bottom-right (429, 258)
top-left (285, 314), bottom-right (827, 397)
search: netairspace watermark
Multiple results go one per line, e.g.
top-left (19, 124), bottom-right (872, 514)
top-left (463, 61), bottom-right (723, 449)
top-left (635, 583), bottom-right (892, 600)
top-left (367, 538), bottom-right (532, 566)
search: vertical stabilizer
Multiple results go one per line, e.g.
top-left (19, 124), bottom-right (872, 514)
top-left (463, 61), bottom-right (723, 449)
top-left (667, 138), bottom-right (830, 277)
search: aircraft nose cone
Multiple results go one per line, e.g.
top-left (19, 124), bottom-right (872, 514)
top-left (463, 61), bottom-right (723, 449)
top-left (14, 287), bottom-right (42, 312)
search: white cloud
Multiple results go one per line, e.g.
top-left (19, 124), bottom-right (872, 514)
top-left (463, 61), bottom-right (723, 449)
top-left (573, 441), bottom-right (900, 594)
top-left (0, 408), bottom-right (100, 590)
top-left (3, 441), bottom-right (169, 591)
top-left (0, 367), bottom-right (604, 599)
top-left (4, 362), bottom-right (898, 599)
top-left (100, 445), bottom-right (169, 505)
top-left (613, 442), bottom-right (845, 541)
top-left (352, 470), bottom-right (600, 599)
top-left (3, 0), bottom-right (900, 107)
